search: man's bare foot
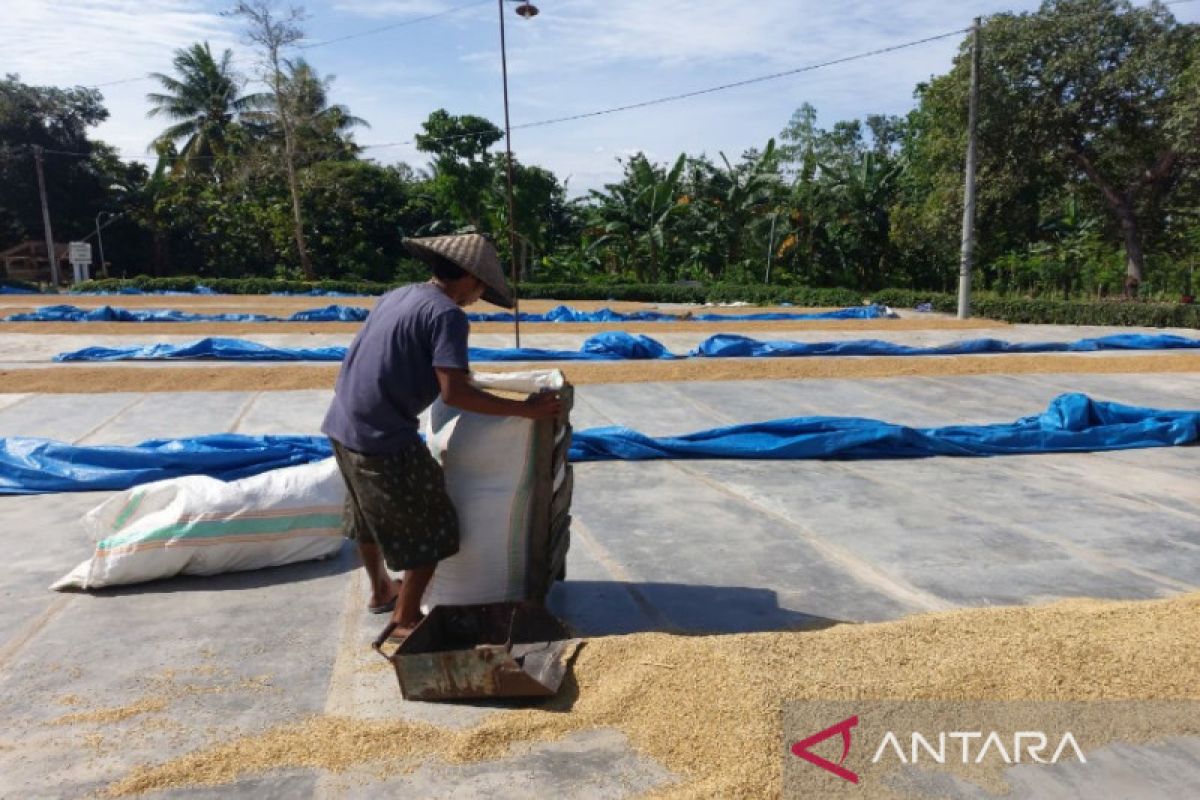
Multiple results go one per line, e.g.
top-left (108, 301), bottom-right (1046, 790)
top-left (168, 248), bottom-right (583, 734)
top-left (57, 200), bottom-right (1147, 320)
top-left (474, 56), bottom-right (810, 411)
top-left (386, 610), bottom-right (427, 643)
top-left (368, 578), bottom-right (402, 614)
top-left (386, 623), bottom-right (418, 644)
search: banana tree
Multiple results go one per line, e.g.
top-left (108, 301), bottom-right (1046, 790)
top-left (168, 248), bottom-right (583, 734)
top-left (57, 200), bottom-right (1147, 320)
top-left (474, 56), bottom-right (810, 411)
top-left (586, 153), bottom-right (686, 282)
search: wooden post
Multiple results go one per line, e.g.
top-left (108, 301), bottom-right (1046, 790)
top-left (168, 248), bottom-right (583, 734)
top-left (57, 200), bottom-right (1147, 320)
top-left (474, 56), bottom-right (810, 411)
top-left (33, 145), bottom-right (61, 286)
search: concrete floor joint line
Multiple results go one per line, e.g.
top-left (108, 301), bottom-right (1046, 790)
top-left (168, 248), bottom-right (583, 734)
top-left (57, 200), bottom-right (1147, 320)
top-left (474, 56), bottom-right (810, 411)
top-left (71, 393), bottom-right (149, 444)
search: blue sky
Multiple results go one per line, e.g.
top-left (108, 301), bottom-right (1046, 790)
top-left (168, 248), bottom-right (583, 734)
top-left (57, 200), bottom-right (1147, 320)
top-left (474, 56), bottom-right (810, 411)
top-left (8, 1), bottom-right (1199, 194)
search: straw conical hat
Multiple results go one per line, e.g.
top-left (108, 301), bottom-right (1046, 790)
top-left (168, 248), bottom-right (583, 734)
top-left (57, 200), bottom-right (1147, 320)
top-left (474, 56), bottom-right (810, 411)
top-left (404, 234), bottom-right (514, 309)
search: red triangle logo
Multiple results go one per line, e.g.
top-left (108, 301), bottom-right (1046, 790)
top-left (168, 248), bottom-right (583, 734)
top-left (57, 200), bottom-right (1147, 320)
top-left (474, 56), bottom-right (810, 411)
top-left (791, 715), bottom-right (859, 784)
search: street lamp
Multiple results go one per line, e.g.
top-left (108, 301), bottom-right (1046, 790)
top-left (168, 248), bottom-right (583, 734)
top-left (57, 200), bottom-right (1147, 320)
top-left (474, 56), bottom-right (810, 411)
top-left (93, 211), bottom-right (123, 279)
top-left (498, 0), bottom-right (538, 347)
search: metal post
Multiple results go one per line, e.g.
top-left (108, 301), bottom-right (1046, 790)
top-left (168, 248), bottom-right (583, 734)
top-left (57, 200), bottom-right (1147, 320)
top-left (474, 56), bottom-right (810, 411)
top-left (957, 17), bottom-right (982, 319)
top-left (95, 212), bottom-right (108, 279)
top-left (765, 210), bottom-right (779, 284)
top-left (498, 0), bottom-right (521, 348)
top-left (33, 145), bottom-right (61, 287)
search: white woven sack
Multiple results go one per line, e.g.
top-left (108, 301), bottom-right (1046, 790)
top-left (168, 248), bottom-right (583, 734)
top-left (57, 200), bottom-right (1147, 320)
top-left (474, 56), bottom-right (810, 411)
top-left (52, 458), bottom-right (345, 590)
top-left (421, 369), bottom-right (564, 610)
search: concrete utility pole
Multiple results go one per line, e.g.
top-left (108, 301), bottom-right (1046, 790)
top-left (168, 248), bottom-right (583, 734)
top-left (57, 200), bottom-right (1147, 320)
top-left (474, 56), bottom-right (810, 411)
top-left (498, 0), bottom-right (522, 348)
top-left (33, 145), bottom-right (61, 286)
top-left (957, 17), bottom-right (982, 319)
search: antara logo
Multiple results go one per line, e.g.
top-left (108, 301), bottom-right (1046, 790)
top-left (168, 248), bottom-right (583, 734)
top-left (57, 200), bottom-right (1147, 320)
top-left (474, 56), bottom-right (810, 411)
top-left (791, 717), bottom-right (1087, 784)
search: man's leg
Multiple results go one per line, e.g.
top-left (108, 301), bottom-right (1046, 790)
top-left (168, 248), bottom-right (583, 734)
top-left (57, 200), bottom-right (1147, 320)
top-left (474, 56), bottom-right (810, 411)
top-left (359, 541), bottom-right (401, 610)
top-left (332, 442), bottom-right (402, 613)
top-left (390, 563), bottom-right (436, 633)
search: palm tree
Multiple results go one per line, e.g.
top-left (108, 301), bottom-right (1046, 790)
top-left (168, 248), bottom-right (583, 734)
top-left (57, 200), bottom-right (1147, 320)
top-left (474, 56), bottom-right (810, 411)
top-left (145, 42), bottom-right (269, 176)
top-left (243, 59), bottom-right (369, 165)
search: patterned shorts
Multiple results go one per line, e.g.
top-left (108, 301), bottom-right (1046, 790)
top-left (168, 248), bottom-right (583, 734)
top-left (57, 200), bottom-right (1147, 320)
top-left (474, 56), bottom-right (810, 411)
top-left (331, 439), bottom-right (461, 571)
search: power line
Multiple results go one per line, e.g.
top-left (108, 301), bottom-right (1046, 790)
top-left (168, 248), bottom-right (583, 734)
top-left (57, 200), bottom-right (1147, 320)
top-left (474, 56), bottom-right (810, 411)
top-left (297, 0), bottom-right (491, 51)
top-left (360, 26), bottom-right (975, 151)
top-left (515, 28), bottom-right (973, 132)
top-left (85, 0), bottom-right (491, 90)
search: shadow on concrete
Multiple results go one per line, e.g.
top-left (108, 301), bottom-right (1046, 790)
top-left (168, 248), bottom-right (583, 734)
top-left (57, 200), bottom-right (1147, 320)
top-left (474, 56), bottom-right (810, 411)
top-left (547, 579), bottom-right (845, 637)
top-left (79, 544), bottom-right (356, 597)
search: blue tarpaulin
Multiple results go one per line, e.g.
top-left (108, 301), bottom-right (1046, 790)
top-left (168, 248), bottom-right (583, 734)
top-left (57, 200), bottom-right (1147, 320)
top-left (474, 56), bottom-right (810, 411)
top-left (7, 304), bottom-right (281, 323)
top-left (0, 434), bottom-right (333, 494)
top-left (10, 302), bottom-right (890, 324)
top-left (52, 332), bottom-right (1200, 363)
top-left (0, 285), bottom-right (40, 294)
top-left (691, 332), bottom-right (1200, 358)
top-left (6, 303), bottom-right (374, 323)
top-left (54, 337), bottom-right (349, 362)
top-left (467, 304), bottom-right (890, 322)
top-left (568, 393), bottom-right (1200, 461)
top-left (286, 304), bottom-right (370, 322)
top-left (70, 286), bottom-right (217, 295)
top-left (691, 333), bottom-right (1200, 358)
top-left (52, 332), bottom-right (679, 362)
top-left (2, 394), bottom-right (1197, 494)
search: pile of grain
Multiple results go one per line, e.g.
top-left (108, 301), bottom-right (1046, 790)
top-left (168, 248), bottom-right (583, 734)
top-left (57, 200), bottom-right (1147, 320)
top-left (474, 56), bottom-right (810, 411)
top-left (107, 591), bottom-right (1200, 798)
top-left (6, 350), bottom-right (1200, 394)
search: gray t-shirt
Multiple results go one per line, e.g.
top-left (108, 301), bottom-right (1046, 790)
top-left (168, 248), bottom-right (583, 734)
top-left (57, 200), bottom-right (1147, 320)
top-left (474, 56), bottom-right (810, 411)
top-left (321, 283), bottom-right (470, 454)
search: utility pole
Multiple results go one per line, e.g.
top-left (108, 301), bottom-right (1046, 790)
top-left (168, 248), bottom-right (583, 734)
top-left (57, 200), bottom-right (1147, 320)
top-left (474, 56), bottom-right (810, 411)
top-left (498, 0), bottom-right (521, 348)
top-left (957, 17), bottom-right (982, 319)
top-left (33, 145), bottom-right (61, 287)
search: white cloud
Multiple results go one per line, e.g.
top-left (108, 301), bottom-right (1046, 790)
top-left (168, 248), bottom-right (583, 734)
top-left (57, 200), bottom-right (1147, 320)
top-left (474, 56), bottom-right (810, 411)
top-left (6, 1), bottom-right (237, 158)
top-left (332, 0), bottom-right (456, 18)
top-left (5, 1), bottom-right (233, 86)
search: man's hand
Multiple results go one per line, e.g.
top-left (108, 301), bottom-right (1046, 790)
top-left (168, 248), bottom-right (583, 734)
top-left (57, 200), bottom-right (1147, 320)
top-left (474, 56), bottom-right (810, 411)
top-left (520, 391), bottom-right (562, 419)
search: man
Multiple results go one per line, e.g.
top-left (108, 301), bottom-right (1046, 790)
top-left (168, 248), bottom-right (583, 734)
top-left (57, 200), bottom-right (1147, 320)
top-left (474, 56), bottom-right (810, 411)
top-left (322, 233), bottom-right (560, 642)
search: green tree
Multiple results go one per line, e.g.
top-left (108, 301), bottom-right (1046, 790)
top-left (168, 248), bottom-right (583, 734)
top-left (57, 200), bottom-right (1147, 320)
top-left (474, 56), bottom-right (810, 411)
top-left (145, 43), bottom-right (268, 177)
top-left (0, 75), bottom-right (142, 259)
top-left (415, 110), bottom-right (503, 230)
top-left (923, 0), bottom-right (1200, 294)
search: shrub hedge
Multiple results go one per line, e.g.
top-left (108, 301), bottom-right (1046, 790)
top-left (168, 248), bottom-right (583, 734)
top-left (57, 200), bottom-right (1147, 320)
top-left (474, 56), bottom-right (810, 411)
top-left (57, 277), bottom-right (1200, 328)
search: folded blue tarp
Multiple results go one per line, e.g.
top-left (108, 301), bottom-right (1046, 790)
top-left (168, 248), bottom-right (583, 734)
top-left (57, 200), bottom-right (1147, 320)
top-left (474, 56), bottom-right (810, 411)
top-left (466, 304), bottom-right (890, 323)
top-left (52, 332), bottom-right (1200, 363)
top-left (0, 285), bottom-right (39, 295)
top-left (286, 304), bottom-right (370, 322)
top-left (53, 332), bottom-right (678, 363)
top-left (568, 393), bottom-right (1200, 462)
top-left (692, 333), bottom-right (1200, 358)
top-left (0, 434), bottom-right (333, 494)
top-left (54, 337), bottom-right (349, 362)
top-left (70, 286), bottom-right (217, 295)
top-left (471, 332), bottom-right (676, 362)
top-left (3, 394), bottom-right (1197, 494)
top-left (7, 304), bottom-right (281, 323)
top-left (271, 289), bottom-right (365, 297)
top-left (5, 303), bottom-right (377, 323)
top-left (12, 302), bottom-right (890, 324)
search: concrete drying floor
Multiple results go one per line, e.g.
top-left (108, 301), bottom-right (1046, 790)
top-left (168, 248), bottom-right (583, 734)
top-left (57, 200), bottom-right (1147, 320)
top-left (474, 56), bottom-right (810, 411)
top-left (1, 374), bottom-right (1199, 797)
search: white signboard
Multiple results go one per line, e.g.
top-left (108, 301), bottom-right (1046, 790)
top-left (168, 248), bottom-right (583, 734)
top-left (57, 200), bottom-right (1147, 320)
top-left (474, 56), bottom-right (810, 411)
top-left (68, 241), bottom-right (91, 283)
top-left (69, 242), bottom-right (91, 264)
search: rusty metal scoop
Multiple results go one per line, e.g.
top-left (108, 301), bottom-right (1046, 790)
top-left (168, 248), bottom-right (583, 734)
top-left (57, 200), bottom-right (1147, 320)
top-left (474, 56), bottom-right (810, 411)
top-left (372, 601), bottom-right (581, 701)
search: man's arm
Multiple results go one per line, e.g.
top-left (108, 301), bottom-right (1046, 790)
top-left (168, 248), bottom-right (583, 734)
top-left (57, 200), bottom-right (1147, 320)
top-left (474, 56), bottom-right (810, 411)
top-left (435, 367), bottom-right (561, 419)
